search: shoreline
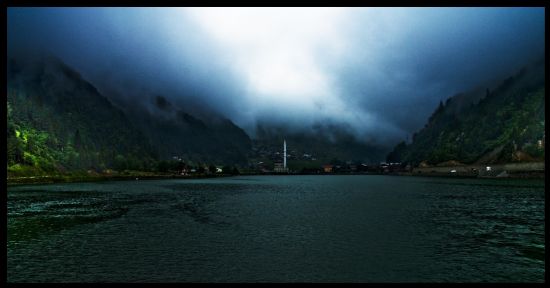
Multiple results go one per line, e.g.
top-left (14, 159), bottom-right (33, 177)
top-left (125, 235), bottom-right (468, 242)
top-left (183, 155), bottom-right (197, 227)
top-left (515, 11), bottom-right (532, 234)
top-left (408, 162), bottom-right (545, 179)
top-left (6, 173), bottom-right (235, 186)
top-left (7, 169), bottom-right (544, 186)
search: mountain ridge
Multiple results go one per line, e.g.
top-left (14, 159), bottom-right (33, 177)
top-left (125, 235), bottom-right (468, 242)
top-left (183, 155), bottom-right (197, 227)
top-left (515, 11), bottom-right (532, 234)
top-left (7, 55), bottom-right (254, 176)
top-left (387, 58), bottom-right (545, 166)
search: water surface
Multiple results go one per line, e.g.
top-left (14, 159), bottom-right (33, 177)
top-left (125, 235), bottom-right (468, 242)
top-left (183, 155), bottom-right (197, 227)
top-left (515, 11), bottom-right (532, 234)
top-left (7, 175), bottom-right (545, 282)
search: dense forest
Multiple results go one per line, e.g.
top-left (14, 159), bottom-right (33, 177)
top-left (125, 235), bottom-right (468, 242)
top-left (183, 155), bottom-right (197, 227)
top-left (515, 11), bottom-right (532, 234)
top-left (7, 56), bottom-right (158, 176)
top-left (387, 58), bottom-right (545, 166)
top-left (7, 55), bottom-right (390, 178)
top-left (7, 54), bottom-right (545, 177)
top-left (121, 95), bottom-right (252, 166)
top-left (253, 123), bottom-right (386, 165)
top-left (6, 56), bottom-right (251, 177)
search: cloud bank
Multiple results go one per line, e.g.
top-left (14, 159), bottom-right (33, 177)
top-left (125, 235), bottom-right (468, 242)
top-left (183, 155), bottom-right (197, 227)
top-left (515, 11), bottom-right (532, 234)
top-left (7, 7), bottom-right (545, 147)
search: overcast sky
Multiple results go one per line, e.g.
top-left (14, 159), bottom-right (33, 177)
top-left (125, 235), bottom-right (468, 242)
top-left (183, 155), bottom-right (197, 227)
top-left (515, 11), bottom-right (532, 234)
top-left (7, 7), bottom-right (545, 147)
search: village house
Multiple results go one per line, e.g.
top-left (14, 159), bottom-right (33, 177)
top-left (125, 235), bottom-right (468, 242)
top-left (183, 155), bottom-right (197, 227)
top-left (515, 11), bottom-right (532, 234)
top-left (322, 164), bottom-right (334, 173)
top-left (274, 162), bottom-right (288, 173)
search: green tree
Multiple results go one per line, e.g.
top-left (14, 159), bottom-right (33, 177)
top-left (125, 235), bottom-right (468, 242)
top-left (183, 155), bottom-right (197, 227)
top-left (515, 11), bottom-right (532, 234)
top-left (113, 154), bottom-right (127, 171)
top-left (156, 160), bottom-right (170, 172)
top-left (74, 129), bottom-right (82, 150)
top-left (197, 166), bottom-right (206, 174)
top-left (231, 167), bottom-right (240, 175)
top-left (208, 164), bottom-right (217, 174)
top-left (222, 165), bottom-right (232, 174)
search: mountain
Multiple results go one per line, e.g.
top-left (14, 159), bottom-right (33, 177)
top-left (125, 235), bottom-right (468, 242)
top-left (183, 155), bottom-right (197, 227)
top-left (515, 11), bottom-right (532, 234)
top-left (6, 55), bottom-right (252, 177)
top-left (7, 55), bottom-right (157, 175)
top-left (387, 58), bottom-right (545, 166)
top-left (119, 95), bottom-right (252, 165)
top-left (252, 123), bottom-right (387, 166)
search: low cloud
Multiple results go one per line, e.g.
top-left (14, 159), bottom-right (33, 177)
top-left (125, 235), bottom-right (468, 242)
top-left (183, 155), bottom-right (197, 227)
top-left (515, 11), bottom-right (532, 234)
top-left (7, 7), bottom-right (545, 148)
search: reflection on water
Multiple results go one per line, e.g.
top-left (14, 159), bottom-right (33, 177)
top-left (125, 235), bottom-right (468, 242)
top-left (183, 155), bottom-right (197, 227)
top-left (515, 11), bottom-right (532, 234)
top-left (7, 176), bottom-right (545, 282)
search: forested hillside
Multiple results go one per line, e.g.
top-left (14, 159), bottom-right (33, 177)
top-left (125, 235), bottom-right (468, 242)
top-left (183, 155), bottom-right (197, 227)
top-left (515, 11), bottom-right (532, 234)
top-left (7, 56), bottom-right (157, 176)
top-left (8, 54), bottom-right (543, 177)
top-left (6, 55), bottom-right (255, 178)
top-left (387, 58), bottom-right (545, 166)
top-left (123, 95), bottom-right (252, 165)
top-left (253, 123), bottom-right (387, 165)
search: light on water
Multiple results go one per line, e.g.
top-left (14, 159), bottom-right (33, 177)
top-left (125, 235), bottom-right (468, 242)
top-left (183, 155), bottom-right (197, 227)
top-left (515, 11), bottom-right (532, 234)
top-left (7, 175), bottom-right (545, 282)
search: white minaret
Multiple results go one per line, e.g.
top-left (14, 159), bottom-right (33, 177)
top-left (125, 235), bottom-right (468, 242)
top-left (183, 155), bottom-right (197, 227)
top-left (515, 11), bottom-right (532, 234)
top-left (283, 139), bottom-right (287, 169)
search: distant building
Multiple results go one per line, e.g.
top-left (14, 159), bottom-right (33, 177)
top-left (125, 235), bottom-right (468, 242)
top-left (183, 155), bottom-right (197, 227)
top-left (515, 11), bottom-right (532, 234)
top-left (283, 139), bottom-right (287, 169)
top-left (274, 139), bottom-right (289, 173)
top-left (274, 162), bottom-right (288, 173)
top-left (322, 164), bottom-right (334, 173)
top-left (180, 168), bottom-right (188, 175)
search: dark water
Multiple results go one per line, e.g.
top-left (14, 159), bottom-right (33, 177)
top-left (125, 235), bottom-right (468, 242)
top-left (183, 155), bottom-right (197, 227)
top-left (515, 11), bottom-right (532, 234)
top-left (7, 175), bottom-right (545, 282)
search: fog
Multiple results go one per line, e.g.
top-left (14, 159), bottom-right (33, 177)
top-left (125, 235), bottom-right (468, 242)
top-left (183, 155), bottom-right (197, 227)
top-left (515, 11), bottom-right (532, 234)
top-left (7, 7), bottom-right (545, 147)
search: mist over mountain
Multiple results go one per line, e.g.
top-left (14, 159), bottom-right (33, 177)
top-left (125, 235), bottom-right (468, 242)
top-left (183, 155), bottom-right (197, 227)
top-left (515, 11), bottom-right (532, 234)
top-left (6, 7), bottom-right (546, 178)
top-left (7, 54), bottom-right (257, 177)
top-left (7, 55), bottom-right (157, 173)
top-left (253, 121), bottom-right (387, 164)
top-left (387, 57), bottom-right (545, 166)
top-left (7, 8), bottom-right (545, 150)
top-left (120, 94), bottom-right (252, 164)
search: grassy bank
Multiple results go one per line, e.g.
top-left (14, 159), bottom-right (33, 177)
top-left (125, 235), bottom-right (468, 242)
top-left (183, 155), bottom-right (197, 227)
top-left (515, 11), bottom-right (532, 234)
top-left (408, 161), bottom-right (545, 179)
top-left (8, 163), bottom-right (545, 186)
top-left (7, 171), bottom-right (235, 186)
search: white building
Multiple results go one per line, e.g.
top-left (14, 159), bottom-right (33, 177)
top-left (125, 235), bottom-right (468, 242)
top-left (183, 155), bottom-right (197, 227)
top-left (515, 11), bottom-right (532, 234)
top-left (274, 139), bottom-right (289, 173)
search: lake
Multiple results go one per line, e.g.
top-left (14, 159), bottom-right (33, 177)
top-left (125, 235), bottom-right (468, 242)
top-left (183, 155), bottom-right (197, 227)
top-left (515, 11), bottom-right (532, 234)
top-left (7, 175), bottom-right (545, 282)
